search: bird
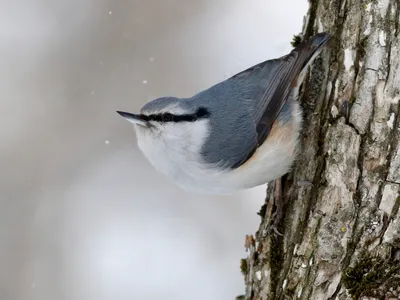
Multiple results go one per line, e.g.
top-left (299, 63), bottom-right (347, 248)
top-left (117, 33), bottom-right (331, 197)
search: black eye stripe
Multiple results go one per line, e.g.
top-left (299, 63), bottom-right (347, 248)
top-left (141, 107), bottom-right (210, 123)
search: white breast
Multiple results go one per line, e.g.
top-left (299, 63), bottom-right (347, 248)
top-left (134, 120), bottom-right (221, 192)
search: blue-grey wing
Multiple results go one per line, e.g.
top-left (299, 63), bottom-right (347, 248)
top-left (191, 79), bottom-right (259, 169)
top-left (232, 33), bottom-right (331, 148)
top-left (196, 33), bottom-right (331, 169)
top-left (193, 59), bottom-right (290, 169)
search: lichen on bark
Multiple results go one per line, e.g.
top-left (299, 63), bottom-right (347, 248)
top-left (240, 0), bottom-right (400, 299)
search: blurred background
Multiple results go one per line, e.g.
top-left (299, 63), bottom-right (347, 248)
top-left (0, 0), bottom-right (307, 299)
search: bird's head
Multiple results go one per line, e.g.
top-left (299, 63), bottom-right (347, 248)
top-left (117, 97), bottom-right (211, 152)
top-left (118, 96), bottom-right (210, 128)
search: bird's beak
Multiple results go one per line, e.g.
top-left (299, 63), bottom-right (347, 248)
top-left (116, 111), bottom-right (148, 127)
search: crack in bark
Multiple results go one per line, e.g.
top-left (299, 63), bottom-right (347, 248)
top-left (386, 180), bottom-right (400, 186)
top-left (386, 100), bottom-right (400, 183)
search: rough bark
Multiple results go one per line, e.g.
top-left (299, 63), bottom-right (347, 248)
top-left (239, 0), bottom-right (400, 299)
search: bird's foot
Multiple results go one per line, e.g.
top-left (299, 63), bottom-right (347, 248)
top-left (266, 178), bottom-right (284, 237)
top-left (267, 211), bottom-right (283, 237)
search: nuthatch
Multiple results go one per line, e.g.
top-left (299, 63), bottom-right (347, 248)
top-left (118, 33), bottom-right (330, 196)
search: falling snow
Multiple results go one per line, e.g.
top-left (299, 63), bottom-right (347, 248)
top-left (105, 140), bottom-right (110, 145)
top-left (142, 80), bottom-right (148, 84)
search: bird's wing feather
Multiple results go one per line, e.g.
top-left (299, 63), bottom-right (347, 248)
top-left (229, 33), bottom-right (330, 168)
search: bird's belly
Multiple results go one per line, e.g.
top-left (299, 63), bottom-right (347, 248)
top-left (138, 131), bottom-right (300, 195)
top-left (164, 131), bottom-right (299, 195)
top-left (139, 141), bottom-right (297, 195)
top-left (171, 137), bottom-right (298, 194)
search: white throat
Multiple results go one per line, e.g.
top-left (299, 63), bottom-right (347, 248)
top-left (133, 120), bottom-right (215, 191)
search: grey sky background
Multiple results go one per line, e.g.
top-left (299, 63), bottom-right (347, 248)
top-left (1, 1), bottom-right (307, 299)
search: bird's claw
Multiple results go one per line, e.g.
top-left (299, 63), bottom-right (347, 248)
top-left (266, 211), bottom-right (283, 237)
top-left (271, 224), bottom-right (284, 237)
top-left (264, 178), bottom-right (284, 238)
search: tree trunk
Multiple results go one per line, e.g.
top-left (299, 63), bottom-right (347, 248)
top-left (240, 0), bottom-right (400, 299)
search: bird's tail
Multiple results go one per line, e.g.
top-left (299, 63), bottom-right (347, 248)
top-left (290, 32), bottom-right (331, 89)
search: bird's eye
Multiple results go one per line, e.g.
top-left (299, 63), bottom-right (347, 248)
top-left (163, 113), bottom-right (173, 122)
